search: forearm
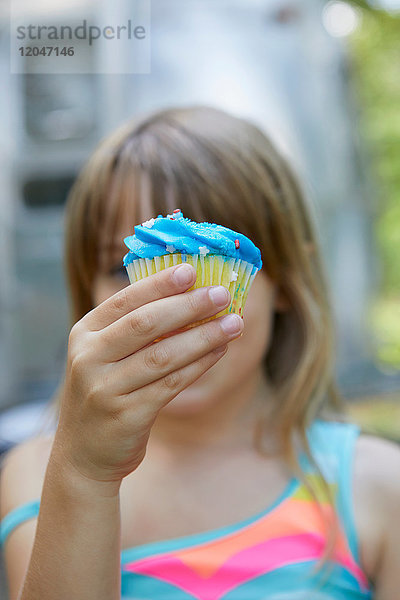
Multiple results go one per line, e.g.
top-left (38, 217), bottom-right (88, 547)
top-left (19, 449), bottom-right (121, 600)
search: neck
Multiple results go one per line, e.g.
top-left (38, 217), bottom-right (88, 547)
top-left (147, 369), bottom-right (276, 455)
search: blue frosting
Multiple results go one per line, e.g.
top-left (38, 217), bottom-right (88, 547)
top-left (123, 209), bottom-right (262, 269)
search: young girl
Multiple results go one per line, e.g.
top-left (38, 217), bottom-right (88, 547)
top-left (1, 106), bottom-right (399, 600)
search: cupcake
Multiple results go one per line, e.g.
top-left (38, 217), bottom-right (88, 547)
top-left (123, 209), bottom-right (262, 335)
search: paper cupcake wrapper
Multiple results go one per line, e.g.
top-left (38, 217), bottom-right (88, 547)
top-left (125, 253), bottom-right (258, 341)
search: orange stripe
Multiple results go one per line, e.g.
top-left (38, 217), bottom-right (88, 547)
top-left (174, 499), bottom-right (349, 578)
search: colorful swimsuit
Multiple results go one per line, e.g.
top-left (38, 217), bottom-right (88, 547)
top-left (0, 420), bottom-right (374, 599)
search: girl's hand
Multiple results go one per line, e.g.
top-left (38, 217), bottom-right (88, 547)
top-left (52, 263), bottom-right (243, 489)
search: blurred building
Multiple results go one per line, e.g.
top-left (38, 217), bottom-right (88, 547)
top-left (0, 0), bottom-right (399, 417)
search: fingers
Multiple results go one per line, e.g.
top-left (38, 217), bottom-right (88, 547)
top-left (110, 312), bottom-right (243, 395)
top-left (98, 284), bottom-right (234, 361)
top-left (82, 264), bottom-right (197, 332)
top-left (119, 344), bottom-right (229, 418)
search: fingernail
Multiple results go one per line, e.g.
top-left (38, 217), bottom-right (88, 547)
top-left (220, 314), bottom-right (242, 335)
top-left (173, 264), bottom-right (194, 286)
top-left (208, 286), bottom-right (229, 307)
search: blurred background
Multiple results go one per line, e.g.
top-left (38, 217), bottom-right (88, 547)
top-left (1, 0), bottom-right (399, 441)
top-left (0, 0), bottom-right (400, 592)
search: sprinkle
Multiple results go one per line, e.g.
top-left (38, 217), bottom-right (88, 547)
top-left (165, 244), bottom-right (176, 253)
top-left (235, 239), bottom-right (240, 249)
top-left (198, 246), bottom-right (210, 256)
top-left (142, 218), bottom-right (155, 228)
top-left (230, 270), bottom-right (238, 282)
top-left (173, 208), bottom-right (181, 214)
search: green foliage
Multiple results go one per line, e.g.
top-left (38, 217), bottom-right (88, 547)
top-left (347, 5), bottom-right (400, 368)
top-left (349, 7), bottom-right (400, 294)
top-left (368, 296), bottom-right (400, 366)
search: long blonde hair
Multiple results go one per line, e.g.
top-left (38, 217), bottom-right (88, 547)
top-left (52, 105), bottom-right (349, 572)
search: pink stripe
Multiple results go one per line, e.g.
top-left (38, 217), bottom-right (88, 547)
top-left (124, 533), bottom-right (369, 600)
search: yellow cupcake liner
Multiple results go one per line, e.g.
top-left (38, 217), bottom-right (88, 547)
top-left (125, 253), bottom-right (258, 341)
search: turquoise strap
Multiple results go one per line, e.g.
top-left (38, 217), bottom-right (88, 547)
top-left (336, 423), bottom-right (362, 565)
top-left (0, 499), bottom-right (40, 547)
top-left (306, 420), bottom-right (363, 566)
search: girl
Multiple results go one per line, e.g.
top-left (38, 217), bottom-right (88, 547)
top-left (1, 106), bottom-right (399, 600)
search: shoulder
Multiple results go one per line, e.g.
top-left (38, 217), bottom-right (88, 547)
top-left (352, 432), bottom-right (400, 584)
top-left (354, 432), bottom-right (400, 481)
top-left (0, 434), bottom-right (54, 519)
top-left (354, 433), bottom-right (400, 512)
top-left (1, 435), bottom-right (55, 600)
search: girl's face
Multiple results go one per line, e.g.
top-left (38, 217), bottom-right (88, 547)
top-left (93, 215), bottom-right (284, 417)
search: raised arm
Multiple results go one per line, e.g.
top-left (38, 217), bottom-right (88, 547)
top-left (2, 263), bottom-right (243, 600)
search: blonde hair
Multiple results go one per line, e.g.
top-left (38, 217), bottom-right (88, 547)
top-left (51, 105), bottom-right (349, 575)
